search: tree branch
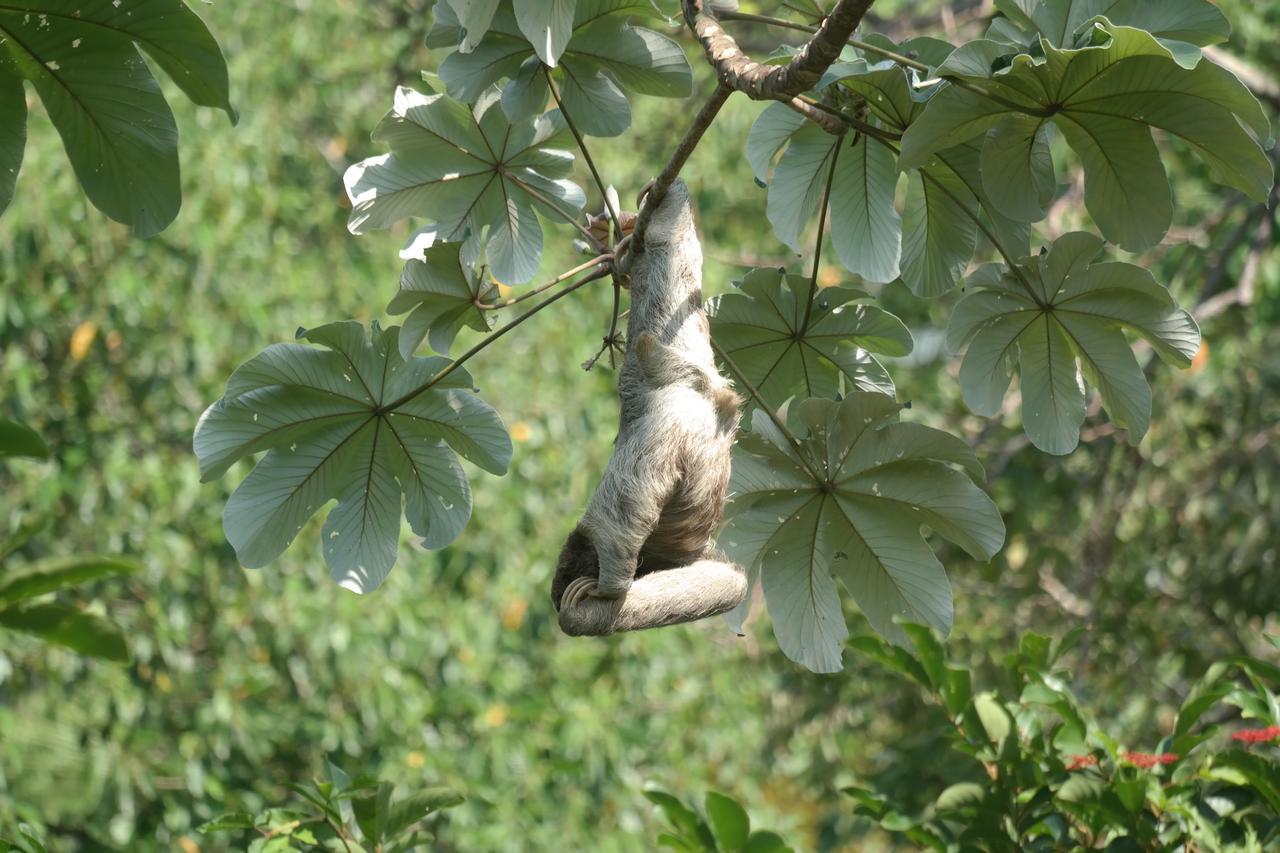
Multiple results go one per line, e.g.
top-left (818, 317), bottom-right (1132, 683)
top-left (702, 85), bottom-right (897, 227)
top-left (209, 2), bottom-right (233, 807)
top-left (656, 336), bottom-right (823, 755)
top-left (682, 0), bottom-right (877, 100)
top-left (628, 81), bottom-right (734, 257)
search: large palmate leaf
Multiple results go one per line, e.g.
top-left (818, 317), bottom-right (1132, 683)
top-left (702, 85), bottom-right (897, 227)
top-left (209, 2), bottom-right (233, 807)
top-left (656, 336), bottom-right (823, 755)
top-left (901, 22), bottom-right (1271, 252)
top-left (194, 321), bottom-right (512, 593)
top-left (723, 394), bottom-right (1004, 672)
top-left (709, 268), bottom-right (912, 404)
top-left (432, 0), bottom-right (689, 137)
top-left (993, 0), bottom-right (1230, 49)
top-left (387, 242), bottom-right (498, 359)
top-left (0, 0), bottom-right (234, 232)
top-left (947, 232), bottom-right (1200, 455)
top-left (760, 121), bottom-right (903, 284)
top-left (344, 86), bottom-right (584, 284)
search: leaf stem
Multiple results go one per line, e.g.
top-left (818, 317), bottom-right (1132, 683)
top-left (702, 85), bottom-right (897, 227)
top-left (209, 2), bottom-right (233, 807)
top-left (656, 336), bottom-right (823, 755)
top-left (381, 264), bottom-right (612, 412)
top-left (503, 170), bottom-right (598, 246)
top-left (543, 67), bottom-right (624, 239)
top-left (801, 133), bottom-right (845, 332)
top-left (475, 254), bottom-right (613, 310)
top-left (711, 339), bottom-right (825, 483)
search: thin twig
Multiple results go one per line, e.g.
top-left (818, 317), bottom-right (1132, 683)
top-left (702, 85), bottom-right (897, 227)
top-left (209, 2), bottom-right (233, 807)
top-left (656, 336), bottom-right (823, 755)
top-left (582, 275), bottom-right (625, 371)
top-left (543, 67), bottom-right (623, 238)
top-left (711, 339), bottom-right (825, 483)
top-left (380, 266), bottom-right (612, 412)
top-left (475, 254), bottom-right (612, 310)
top-left (801, 132), bottom-right (846, 331)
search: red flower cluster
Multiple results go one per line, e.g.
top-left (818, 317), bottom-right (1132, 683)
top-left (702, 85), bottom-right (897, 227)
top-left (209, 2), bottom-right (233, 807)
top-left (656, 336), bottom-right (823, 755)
top-left (1122, 751), bottom-right (1179, 768)
top-left (1066, 754), bottom-right (1099, 771)
top-left (1231, 725), bottom-right (1280, 745)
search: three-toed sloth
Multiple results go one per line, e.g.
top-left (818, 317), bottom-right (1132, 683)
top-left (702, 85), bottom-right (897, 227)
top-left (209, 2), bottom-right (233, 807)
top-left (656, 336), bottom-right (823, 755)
top-left (551, 179), bottom-right (747, 636)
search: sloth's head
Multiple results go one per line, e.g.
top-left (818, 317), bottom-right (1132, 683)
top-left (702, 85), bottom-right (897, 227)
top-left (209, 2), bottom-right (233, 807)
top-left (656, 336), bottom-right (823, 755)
top-left (639, 178), bottom-right (695, 248)
top-left (551, 526), bottom-right (599, 610)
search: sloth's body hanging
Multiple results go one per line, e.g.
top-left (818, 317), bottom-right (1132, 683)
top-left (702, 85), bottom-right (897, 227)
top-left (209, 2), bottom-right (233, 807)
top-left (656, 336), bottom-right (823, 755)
top-left (552, 179), bottom-right (747, 636)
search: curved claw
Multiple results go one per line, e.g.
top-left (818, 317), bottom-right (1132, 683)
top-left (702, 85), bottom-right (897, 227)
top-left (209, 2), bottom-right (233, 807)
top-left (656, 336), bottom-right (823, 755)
top-left (561, 576), bottom-right (599, 610)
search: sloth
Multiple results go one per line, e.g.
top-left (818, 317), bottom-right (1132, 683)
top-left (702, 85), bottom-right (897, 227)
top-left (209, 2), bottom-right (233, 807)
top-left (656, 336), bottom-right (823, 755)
top-left (551, 178), bottom-right (747, 636)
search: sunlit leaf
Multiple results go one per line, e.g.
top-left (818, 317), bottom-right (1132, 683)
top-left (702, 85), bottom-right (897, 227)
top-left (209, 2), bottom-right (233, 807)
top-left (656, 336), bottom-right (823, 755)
top-left (724, 394), bottom-right (1004, 671)
top-left (344, 86), bottom-right (584, 284)
top-left (434, 0), bottom-right (688, 137)
top-left (194, 321), bottom-right (512, 592)
top-left (387, 242), bottom-right (498, 359)
top-left (709, 268), bottom-right (912, 406)
top-left (901, 23), bottom-right (1271, 251)
top-left (948, 232), bottom-right (1200, 454)
top-left (993, 0), bottom-right (1230, 49)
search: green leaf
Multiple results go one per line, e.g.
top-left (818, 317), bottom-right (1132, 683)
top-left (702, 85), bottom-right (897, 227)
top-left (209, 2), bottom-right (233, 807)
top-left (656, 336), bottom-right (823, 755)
top-left (742, 830), bottom-right (793, 853)
top-left (436, 0), bottom-right (689, 136)
top-left (0, 514), bottom-right (49, 562)
top-left (384, 787), bottom-right (465, 837)
top-left (901, 23), bottom-right (1271, 250)
top-left (388, 242), bottom-right (497, 359)
top-left (198, 813), bottom-right (259, 834)
top-left (514, 0), bottom-right (577, 66)
top-left (445, 0), bottom-right (502, 51)
top-left (725, 395), bottom-right (1004, 671)
top-left (765, 125), bottom-right (838, 253)
top-left (948, 232), bottom-right (1200, 453)
top-left (710, 268), bottom-right (912, 406)
top-left (0, 50), bottom-right (25, 215)
top-left (0, 0), bottom-right (235, 235)
top-left (194, 321), bottom-right (512, 591)
top-left (900, 165), bottom-right (978, 298)
top-left (829, 134), bottom-right (902, 284)
top-left (936, 782), bottom-right (985, 813)
top-left (0, 603), bottom-right (129, 661)
top-left (0, 418), bottom-right (49, 459)
top-left (704, 792), bottom-right (750, 849)
top-left (981, 115), bottom-right (1054, 221)
top-left (746, 102), bottom-right (805, 184)
top-left (0, 555), bottom-right (139, 607)
top-left (555, 59), bottom-right (632, 137)
top-left (645, 789), bottom-right (713, 847)
top-left (344, 86), bottom-right (584, 284)
top-left (974, 692), bottom-right (1012, 747)
top-left (994, 0), bottom-right (1230, 48)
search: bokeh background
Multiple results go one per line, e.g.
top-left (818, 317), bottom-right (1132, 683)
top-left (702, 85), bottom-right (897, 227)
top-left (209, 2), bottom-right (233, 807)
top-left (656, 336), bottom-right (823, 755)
top-left (1, 0), bottom-right (1277, 849)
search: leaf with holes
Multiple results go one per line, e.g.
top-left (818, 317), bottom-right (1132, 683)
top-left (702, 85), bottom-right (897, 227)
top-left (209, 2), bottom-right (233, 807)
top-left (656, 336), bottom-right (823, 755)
top-left (900, 22), bottom-right (1271, 252)
top-left (433, 0), bottom-right (689, 136)
top-left (947, 232), bottom-right (1200, 454)
top-left (343, 86), bottom-right (584, 284)
top-left (387, 242), bottom-right (498, 359)
top-left (193, 321), bottom-right (512, 593)
top-left (723, 393), bottom-right (1004, 672)
top-left (0, 0), bottom-right (233, 231)
top-left (709, 268), bottom-right (912, 406)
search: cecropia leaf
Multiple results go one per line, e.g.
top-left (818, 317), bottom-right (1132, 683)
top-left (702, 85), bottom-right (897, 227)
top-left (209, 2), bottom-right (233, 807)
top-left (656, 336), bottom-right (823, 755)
top-left (194, 321), bottom-right (512, 592)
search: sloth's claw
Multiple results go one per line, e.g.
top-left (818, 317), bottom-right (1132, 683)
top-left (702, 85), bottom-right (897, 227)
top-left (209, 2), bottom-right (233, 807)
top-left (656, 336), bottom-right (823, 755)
top-left (561, 576), bottom-right (599, 609)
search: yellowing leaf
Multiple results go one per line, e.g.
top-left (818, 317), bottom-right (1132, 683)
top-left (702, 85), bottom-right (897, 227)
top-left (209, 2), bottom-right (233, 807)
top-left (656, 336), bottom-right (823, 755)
top-left (69, 320), bottom-right (97, 362)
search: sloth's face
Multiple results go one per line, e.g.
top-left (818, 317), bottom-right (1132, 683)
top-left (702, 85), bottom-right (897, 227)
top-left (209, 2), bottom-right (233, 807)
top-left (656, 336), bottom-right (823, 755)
top-left (551, 527), bottom-right (599, 610)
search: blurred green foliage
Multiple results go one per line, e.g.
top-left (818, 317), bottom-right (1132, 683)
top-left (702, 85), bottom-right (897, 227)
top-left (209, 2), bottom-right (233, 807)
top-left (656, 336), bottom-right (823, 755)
top-left (1, 1), bottom-right (1277, 850)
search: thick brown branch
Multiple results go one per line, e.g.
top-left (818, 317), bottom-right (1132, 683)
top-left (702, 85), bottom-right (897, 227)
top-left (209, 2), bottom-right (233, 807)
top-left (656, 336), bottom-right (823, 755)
top-left (682, 0), bottom-right (876, 100)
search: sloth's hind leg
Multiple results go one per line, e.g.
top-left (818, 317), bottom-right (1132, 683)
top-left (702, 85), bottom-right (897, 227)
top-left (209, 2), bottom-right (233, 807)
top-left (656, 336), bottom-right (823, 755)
top-left (559, 558), bottom-right (747, 636)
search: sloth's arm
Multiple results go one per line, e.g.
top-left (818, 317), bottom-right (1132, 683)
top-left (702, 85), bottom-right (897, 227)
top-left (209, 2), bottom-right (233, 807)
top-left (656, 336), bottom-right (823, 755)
top-left (558, 558), bottom-right (747, 636)
top-left (584, 429), bottom-right (684, 598)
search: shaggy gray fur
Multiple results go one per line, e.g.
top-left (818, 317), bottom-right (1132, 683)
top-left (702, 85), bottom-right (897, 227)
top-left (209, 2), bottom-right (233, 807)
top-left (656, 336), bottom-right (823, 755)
top-left (553, 179), bottom-right (746, 636)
